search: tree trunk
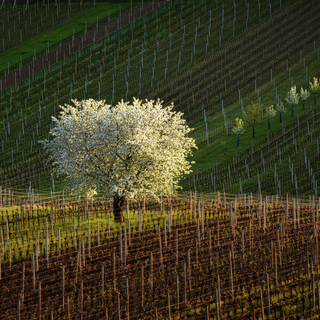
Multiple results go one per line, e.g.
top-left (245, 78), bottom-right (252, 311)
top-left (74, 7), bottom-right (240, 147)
top-left (113, 195), bottom-right (125, 223)
top-left (252, 126), bottom-right (255, 138)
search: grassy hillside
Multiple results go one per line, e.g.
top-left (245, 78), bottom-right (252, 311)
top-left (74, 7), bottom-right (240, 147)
top-left (0, 1), bottom-right (139, 77)
top-left (0, 0), bottom-right (319, 199)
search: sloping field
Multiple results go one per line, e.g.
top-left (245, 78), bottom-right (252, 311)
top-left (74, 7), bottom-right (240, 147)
top-left (0, 1), bottom-right (320, 317)
top-left (0, 1), bottom-right (158, 90)
top-left (0, 193), bottom-right (319, 319)
top-left (0, 0), bottom-right (319, 199)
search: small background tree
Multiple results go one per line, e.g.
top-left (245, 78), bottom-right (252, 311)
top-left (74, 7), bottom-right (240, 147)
top-left (265, 105), bottom-right (276, 129)
top-left (40, 98), bottom-right (197, 222)
top-left (310, 77), bottom-right (319, 104)
top-left (300, 86), bottom-right (310, 110)
top-left (244, 102), bottom-right (262, 138)
top-left (275, 99), bottom-right (287, 123)
top-left (284, 86), bottom-right (299, 117)
top-left (231, 118), bottom-right (245, 146)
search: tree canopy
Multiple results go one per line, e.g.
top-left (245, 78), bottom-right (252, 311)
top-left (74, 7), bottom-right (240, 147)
top-left (40, 98), bottom-right (197, 221)
top-left (244, 101), bottom-right (262, 138)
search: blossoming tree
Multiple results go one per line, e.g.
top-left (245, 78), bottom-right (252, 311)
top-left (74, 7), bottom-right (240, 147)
top-left (300, 86), bottom-right (310, 110)
top-left (265, 105), bottom-right (276, 129)
top-left (231, 118), bottom-right (244, 146)
top-left (275, 99), bottom-right (286, 123)
top-left (284, 86), bottom-right (299, 117)
top-left (310, 77), bottom-right (319, 104)
top-left (244, 101), bottom-right (261, 138)
top-left (40, 98), bottom-right (197, 222)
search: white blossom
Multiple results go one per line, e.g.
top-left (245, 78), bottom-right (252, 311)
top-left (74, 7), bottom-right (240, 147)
top-left (310, 77), bottom-right (320, 94)
top-left (265, 105), bottom-right (276, 119)
top-left (275, 100), bottom-right (286, 113)
top-left (39, 98), bottom-right (197, 202)
top-left (231, 118), bottom-right (244, 136)
top-left (284, 86), bottom-right (299, 107)
top-left (300, 87), bottom-right (310, 101)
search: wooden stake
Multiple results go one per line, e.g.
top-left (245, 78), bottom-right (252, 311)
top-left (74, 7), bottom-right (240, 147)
top-left (21, 262), bottom-right (25, 302)
top-left (119, 233), bottom-right (123, 263)
top-left (87, 210), bottom-right (91, 255)
top-left (8, 239), bottom-right (11, 270)
top-left (266, 273), bottom-right (270, 315)
top-left (113, 251), bottom-right (116, 290)
top-left (46, 232), bottom-right (49, 268)
top-left (150, 251), bottom-right (153, 291)
top-left (175, 229), bottom-right (178, 264)
top-left (38, 281), bottom-right (42, 319)
top-left (260, 289), bottom-right (265, 320)
top-left (78, 206), bottom-right (81, 228)
top-left (241, 230), bottom-right (244, 256)
top-left (164, 218), bottom-right (167, 248)
top-left (58, 228), bottom-right (61, 255)
top-left (209, 229), bottom-right (212, 265)
top-left (117, 292), bottom-right (121, 320)
top-left (275, 250), bottom-right (278, 285)
top-left (80, 280), bottom-right (83, 320)
top-left (62, 265), bottom-right (65, 307)
top-left (17, 298), bottom-right (22, 320)
top-left (97, 221), bottom-right (99, 246)
top-left (101, 264), bottom-right (104, 297)
top-left (81, 236), bottom-right (85, 268)
top-left (158, 225), bottom-right (163, 266)
top-left (32, 253), bottom-right (35, 288)
top-left (66, 296), bottom-right (70, 319)
top-left (216, 287), bottom-right (219, 320)
top-left (217, 274), bottom-right (221, 307)
top-left (229, 251), bottom-right (234, 299)
top-left (205, 305), bottom-right (209, 320)
top-left (217, 220), bottom-right (219, 247)
top-left (125, 277), bottom-right (129, 319)
top-left (312, 272), bottom-right (315, 310)
top-left (183, 262), bottom-right (187, 303)
top-left (167, 290), bottom-right (171, 320)
top-left (187, 249), bottom-right (191, 290)
top-left (141, 264), bottom-right (144, 307)
top-left (176, 275), bottom-right (180, 317)
top-left (318, 287), bottom-right (320, 319)
top-left (73, 221), bottom-right (76, 249)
